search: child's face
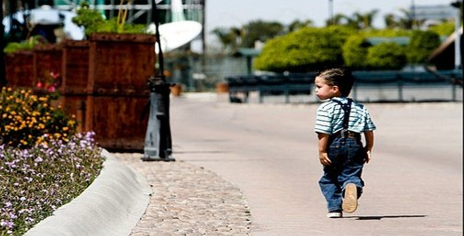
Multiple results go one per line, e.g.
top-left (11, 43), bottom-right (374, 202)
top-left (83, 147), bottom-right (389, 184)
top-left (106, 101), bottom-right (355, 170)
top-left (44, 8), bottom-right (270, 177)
top-left (314, 76), bottom-right (340, 100)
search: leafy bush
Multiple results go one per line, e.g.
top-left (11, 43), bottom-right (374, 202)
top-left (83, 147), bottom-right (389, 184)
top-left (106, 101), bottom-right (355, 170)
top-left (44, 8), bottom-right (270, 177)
top-left (72, 1), bottom-right (147, 37)
top-left (3, 37), bottom-right (43, 54)
top-left (254, 26), bottom-right (354, 72)
top-left (0, 87), bottom-right (77, 149)
top-left (366, 42), bottom-right (407, 70)
top-left (406, 30), bottom-right (441, 64)
top-left (361, 28), bottom-right (411, 37)
top-left (71, 1), bottom-right (106, 37)
top-left (342, 35), bottom-right (370, 70)
top-left (0, 132), bottom-right (104, 235)
top-left (428, 21), bottom-right (455, 36)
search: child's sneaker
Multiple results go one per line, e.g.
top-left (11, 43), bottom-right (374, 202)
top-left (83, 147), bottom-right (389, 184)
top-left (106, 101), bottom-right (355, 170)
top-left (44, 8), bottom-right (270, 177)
top-left (327, 210), bottom-right (343, 218)
top-left (342, 183), bottom-right (358, 213)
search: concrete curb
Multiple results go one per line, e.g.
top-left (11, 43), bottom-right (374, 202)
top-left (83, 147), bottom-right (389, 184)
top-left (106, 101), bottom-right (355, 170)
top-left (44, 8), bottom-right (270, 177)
top-left (25, 149), bottom-right (152, 236)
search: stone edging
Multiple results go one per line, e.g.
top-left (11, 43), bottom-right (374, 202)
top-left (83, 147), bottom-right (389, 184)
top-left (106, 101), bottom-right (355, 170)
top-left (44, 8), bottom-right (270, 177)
top-left (24, 149), bottom-right (152, 236)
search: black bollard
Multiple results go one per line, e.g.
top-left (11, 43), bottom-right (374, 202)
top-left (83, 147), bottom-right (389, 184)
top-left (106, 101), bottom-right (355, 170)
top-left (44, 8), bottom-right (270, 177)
top-left (142, 75), bottom-right (174, 161)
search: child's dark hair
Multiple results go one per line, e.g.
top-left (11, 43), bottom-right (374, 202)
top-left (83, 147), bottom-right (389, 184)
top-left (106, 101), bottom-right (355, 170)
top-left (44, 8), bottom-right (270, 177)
top-left (316, 68), bottom-right (354, 97)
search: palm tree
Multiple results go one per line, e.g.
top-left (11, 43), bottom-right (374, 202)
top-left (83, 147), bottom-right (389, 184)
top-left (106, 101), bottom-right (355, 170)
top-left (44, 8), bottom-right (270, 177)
top-left (211, 27), bottom-right (243, 53)
top-left (351, 10), bottom-right (378, 29)
top-left (360, 10), bottom-right (379, 29)
top-left (384, 13), bottom-right (399, 29)
top-left (326, 13), bottom-right (349, 27)
top-left (288, 19), bottom-right (313, 32)
top-left (397, 9), bottom-right (414, 29)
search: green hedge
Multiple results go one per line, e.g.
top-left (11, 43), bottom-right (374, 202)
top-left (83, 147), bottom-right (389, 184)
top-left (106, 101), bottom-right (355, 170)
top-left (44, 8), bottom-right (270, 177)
top-left (254, 26), bottom-right (354, 72)
top-left (254, 26), bottom-right (446, 73)
top-left (342, 35), bottom-right (370, 70)
top-left (406, 30), bottom-right (441, 64)
top-left (367, 42), bottom-right (407, 70)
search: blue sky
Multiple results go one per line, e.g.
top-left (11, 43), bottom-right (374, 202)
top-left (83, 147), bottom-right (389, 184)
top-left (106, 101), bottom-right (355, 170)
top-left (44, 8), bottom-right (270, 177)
top-left (205, 0), bottom-right (456, 33)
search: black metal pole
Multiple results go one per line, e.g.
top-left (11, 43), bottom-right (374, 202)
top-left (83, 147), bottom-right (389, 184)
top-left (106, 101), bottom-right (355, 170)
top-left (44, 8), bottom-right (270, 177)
top-left (0, 1), bottom-right (7, 87)
top-left (142, 0), bottom-right (174, 161)
top-left (152, 1), bottom-right (165, 81)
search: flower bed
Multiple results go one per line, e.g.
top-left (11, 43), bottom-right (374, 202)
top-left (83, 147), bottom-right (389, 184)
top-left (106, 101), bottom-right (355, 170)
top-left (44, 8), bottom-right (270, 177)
top-left (0, 87), bottom-right (104, 235)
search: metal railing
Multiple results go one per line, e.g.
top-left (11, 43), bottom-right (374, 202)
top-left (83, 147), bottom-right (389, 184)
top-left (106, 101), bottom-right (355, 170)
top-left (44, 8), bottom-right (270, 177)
top-left (226, 70), bottom-right (463, 103)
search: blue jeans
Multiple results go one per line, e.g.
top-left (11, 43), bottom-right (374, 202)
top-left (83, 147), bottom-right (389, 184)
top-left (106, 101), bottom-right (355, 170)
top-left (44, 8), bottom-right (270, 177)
top-left (319, 137), bottom-right (366, 212)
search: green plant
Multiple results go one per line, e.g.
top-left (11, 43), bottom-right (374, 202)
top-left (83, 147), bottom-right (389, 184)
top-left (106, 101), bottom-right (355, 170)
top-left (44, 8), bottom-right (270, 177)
top-left (35, 70), bottom-right (61, 100)
top-left (71, 1), bottom-right (106, 37)
top-left (342, 35), bottom-right (370, 70)
top-left (428, 20), bottom-right (456, 36)
top-left (0, 87), bottom-right (77, 149)
top-left (72, 0), bottom-right (147, 37)
top-left (0, 87), bottom-right (102, 235)
top-left (3, 36), bottom-right (44, 54)
top-left (254, 26), bottom-right (353, 72)
top-left (0, 132), bottom-right (103, 235)
top-left (366, 42), bottom-right (407, 70)
top-left (406, 30), bottom-right (441, 64)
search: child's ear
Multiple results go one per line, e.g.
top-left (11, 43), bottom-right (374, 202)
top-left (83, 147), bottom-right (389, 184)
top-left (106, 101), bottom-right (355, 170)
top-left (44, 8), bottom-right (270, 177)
top-left (332, 85), bottom-right (340, 93)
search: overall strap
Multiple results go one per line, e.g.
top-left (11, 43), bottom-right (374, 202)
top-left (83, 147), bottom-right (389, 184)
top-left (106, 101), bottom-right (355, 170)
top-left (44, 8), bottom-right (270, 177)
top-left (332, 98), bottom-right (352, 130)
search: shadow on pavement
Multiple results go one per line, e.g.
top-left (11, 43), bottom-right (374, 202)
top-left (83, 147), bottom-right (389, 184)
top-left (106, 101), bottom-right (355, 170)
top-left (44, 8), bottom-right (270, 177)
top-left (345, 215), bottom-right (427, 220)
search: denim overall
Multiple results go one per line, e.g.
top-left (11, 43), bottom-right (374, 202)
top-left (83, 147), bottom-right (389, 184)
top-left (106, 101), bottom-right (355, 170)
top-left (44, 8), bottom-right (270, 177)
top-left (319, 99), bottom-right (366, 212)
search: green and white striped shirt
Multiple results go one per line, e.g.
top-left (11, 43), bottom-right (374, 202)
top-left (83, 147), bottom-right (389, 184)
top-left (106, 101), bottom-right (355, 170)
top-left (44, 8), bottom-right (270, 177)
top-left (314, 97), bottom-right (376, 135)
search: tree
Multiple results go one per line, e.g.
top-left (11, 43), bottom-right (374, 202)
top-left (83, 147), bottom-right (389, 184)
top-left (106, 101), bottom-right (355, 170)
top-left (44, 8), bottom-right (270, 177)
top-left (356, 10), bottom-right (379, 29)
top-left (241, 20), bottom-right (285, 48)
top-left (211, 27), bottom-right (242, 53)
top-left (288, 19), bottom-right (313, 32)
top-left (367, 42), bottom-right (407, 70)
top-left (384, 13), bottom-right (399, 29)
top-left (326, 13), bottom-right (349, 26)
top-left (211, 20), bottom-right (284, 53)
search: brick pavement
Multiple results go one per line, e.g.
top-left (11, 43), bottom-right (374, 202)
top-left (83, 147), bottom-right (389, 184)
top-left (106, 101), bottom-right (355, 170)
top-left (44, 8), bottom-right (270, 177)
top-left (114, 153), bottom-right (252, 235)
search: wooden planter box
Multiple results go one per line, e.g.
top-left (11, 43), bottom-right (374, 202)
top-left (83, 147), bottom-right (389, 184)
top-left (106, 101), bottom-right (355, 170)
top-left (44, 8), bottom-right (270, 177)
top-left (4, 34), bottom-right (157, 151)
top-left (85, 33), bottom-right (156, 150)
top-left (34, 44), bottom-right (63, 87)
top-left (5, 50), bottom-right (34, 88)
top-left (61, 40), bottom-right (90, 132)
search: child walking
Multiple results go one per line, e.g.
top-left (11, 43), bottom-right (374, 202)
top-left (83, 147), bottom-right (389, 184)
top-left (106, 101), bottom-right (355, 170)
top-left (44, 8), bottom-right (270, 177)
top-left (313, 68), bottom-right (376, 218)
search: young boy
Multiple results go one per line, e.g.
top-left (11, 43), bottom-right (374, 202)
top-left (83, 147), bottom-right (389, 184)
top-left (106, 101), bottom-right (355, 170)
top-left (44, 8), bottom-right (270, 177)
top-left (313, 68), bottom-right (376, 218)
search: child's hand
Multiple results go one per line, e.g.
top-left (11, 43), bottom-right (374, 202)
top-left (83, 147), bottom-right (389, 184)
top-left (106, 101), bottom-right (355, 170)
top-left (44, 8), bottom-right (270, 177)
top-left (319, 152), bottom-right (332, 166)
top-left (365, 150), bottom-right (371, 163)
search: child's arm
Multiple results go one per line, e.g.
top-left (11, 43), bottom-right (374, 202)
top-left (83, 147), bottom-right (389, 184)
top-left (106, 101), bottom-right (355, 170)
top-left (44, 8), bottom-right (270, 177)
top-left (364, 131), bottom-right (374, 163)
top-left (317, 133), bottom-right (331, 166)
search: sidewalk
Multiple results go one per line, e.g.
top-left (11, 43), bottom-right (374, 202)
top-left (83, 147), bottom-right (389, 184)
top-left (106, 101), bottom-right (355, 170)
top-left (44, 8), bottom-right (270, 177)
top-left (114, 93), bottom-right (462, 235)
top-left (114, 153), bottom-right (251, 235)
top-left (26, 93), bottom-right (463, 236)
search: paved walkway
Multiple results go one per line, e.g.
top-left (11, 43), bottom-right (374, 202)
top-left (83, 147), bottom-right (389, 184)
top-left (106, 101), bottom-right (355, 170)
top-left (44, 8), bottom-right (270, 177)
top-left (114, 153), bottom-right (251, 235)
top-left (114, 93), bottom-right (462, 236)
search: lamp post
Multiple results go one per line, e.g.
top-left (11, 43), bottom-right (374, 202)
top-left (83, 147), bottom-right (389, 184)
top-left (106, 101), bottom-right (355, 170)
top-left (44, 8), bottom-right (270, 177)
top-left (142, 0), bottom-right (175, 161)
top-left (1, 1), bottom-right (7, 87)
top-left (328, 0), bottom-right (334, 25)
top-left (410, 0), bottom-right (415, 29)
top-left (451, 1), bottom-right (462, 69)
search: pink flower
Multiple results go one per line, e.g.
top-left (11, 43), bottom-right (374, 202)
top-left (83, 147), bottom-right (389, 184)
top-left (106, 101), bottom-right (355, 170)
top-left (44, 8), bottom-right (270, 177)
top-left (50, 71), bottom-right (60, 79)
top-left (36, 82), bottom-right (43, 88)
